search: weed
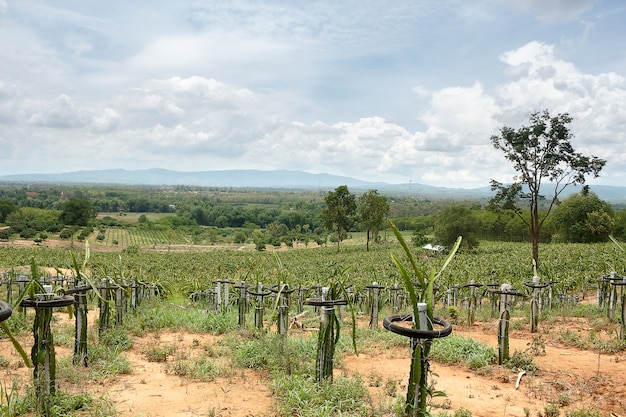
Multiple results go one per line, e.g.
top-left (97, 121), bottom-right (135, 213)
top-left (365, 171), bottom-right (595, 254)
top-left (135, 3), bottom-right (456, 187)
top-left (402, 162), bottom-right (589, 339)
top-left (144, 344), bottom-right (176, 362)
top-left (510, 318), bottom-right (527, 330)
top-left (99, 327), bottom-right (133, 350)
top-left (367, 372), bottom-right (382, 387)
top-left (557, 329), bottom-right (586, 349)
top-left (555, 393), bottom-right (571, 407)
top-left (505, 350), bottom-right (537, 373)
top-left (383, 378), bottom-right (398, 397)
top-left (526, 335), bottom-right (546, 356)
top-left (446, 306), bottom-right (459, 324)
top-left (231, 333), bottom-right (316, 376)
top-left (543, 402), bottom-right (560, 417)
top-left (0, 356), bottom-right (9, 370)
top-left (564, 406), bottom-right (604, 417)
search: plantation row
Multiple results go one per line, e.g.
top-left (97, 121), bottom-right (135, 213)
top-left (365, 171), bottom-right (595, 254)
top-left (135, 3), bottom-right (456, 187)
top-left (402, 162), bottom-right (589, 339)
top-left (1, 240), bottom-right (623, 298)
top-left (96, 227), bottom-right (192, 247)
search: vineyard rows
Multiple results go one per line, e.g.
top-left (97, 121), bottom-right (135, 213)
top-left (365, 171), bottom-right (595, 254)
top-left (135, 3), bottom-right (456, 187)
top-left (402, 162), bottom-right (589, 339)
top-left (1, 240), bottom-right (624, 301)
top-left (94, 227), bottom-right (192, 248)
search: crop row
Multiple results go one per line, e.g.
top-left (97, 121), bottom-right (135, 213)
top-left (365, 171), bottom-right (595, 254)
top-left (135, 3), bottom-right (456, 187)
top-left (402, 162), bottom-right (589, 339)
top-left (1, 240), bottom-right (624, 300)
top-left (93, 227), bottom-right (191, 247)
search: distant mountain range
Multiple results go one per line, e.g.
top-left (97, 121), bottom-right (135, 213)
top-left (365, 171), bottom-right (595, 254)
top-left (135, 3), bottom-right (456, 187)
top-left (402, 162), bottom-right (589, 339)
top-left (1, 168), bottom-right (626, 202)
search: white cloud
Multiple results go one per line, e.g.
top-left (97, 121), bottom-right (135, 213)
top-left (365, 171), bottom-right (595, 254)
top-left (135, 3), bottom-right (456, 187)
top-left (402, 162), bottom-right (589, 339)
top-left (0, 2), bottom-right (625, 189)
top-left (26, 95), bottom-right (88, 128)
top-left (90, 108), bottom-right (121, 133)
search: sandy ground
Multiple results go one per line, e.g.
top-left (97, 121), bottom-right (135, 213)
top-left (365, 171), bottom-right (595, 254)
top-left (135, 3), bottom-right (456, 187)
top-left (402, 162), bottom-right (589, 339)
top-left (2, 308), bottom-right (626, 417)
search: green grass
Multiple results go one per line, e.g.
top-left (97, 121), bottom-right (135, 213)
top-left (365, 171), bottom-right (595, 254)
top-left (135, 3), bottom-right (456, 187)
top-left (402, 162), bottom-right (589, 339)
top-left (230, 332), bottom-right (317, 376)
top-left (123, 298), bottom-right (239, 335)
top-left (2, 375), bottom-right (117, 417)
top-left (430, 335), bottom-right (496, 370)
top-left (271, 374), bottom-right (371, 417)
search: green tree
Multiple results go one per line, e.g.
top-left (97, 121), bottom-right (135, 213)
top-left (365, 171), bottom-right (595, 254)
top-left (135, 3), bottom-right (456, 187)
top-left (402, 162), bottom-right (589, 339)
top-left (552, 188), bottom-right (615, 242)
top-left (490, 110), bottom-right (606, 268)
top-left (59, 199), bottom-right (97, 226)
top-left (321, 185), bottom-right (356, 252)
top-left (0, 199), bottom-right (17, 223)
top-left (358, 189), bottom-right (390, 251)
top-left (411, 217), bottom-right (432, 247)
top-left (433, 205), bottom-right (481, 248)
top-left (612, 210), bottom-right (626, 241)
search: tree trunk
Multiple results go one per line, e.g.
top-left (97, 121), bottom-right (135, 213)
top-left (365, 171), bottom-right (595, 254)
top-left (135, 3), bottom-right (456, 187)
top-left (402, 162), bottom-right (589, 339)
top-left (530, 201), bottom-right (540, 269)
top-left (366, 229), bottom-right (370, 252)
top-left (336, 226), bottom-right (341, 253)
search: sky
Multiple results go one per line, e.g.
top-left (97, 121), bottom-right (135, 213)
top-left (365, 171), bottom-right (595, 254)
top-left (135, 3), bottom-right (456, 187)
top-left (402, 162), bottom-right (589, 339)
top-left (0, 0), bottom-right (625, 189)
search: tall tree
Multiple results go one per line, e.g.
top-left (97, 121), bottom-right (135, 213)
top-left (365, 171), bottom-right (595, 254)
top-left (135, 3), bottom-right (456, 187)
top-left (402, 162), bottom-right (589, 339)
top-left (59, 199), bottom-right (97, 226)
top-left (358, 189), bottom-right (390, 251)
top-left (434, 205), bottom-right (481, 248)
top-left (0, 199), bottom-right (17, 223)
top-left (490, 110), bottom-right (606, 268)
top-left (321, 185), bottom-right (356, 253)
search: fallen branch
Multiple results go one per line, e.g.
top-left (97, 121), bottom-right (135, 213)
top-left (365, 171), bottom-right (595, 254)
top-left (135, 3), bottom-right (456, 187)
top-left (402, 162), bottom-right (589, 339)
top-left (289, 310), bottom-right (309, 329)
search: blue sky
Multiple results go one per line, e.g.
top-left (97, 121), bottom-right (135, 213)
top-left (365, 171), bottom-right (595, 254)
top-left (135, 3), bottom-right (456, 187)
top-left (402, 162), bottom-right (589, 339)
top-left (0, 0), bottom-right (625, 188)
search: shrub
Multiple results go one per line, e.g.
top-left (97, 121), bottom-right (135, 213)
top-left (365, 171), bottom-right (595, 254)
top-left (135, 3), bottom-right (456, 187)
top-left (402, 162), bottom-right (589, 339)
top-left (505, 350), bottom-right (537, 373)
top-left (565, 407), bottom-right (603, 417)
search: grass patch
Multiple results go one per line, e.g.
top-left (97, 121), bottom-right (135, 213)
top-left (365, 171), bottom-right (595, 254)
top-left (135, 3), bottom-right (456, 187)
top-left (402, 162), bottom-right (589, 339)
top-left (124, 299), bottom-right (238, 335)
top-left (166, 353), bottom-right (224, 381)
top-left (1, 382), bottom-right (116, 417)
top-left (271, 374), bottom-right (370, 417)
top-left (431, 335), bottom-right (496, 370)
top-left (230, 333), bottom-right (317, 376)
top-left (143, 344), bottom-right (177, 362)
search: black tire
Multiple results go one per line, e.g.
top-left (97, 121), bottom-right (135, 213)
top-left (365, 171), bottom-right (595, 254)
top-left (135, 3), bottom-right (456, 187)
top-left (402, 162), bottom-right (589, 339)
top-left (0, 300), bottom-right (12, 322)
top-left (303, 298), bottom-right (348, 307)
top-left (19, 295), bottom-right (75, 308)
top-left (383, 313), bottom-right (452, 339)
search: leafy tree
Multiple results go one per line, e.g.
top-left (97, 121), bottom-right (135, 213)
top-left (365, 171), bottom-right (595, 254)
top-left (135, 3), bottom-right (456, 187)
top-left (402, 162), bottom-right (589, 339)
top-left (552, 188), bottom-right (615, 242)
top-left (321, 185), bottom-right (357, 252)
top-left (59, 199), bottom-right (97, 226)
top-left (0, 199), bottom-right (17, 223)
top-left (358, 189), bottom-right (390, 251)
top-left (612, 210), bottom-right (626, 241)
top-left (433, 205), bottom-right (481, 248)
top-left (0, 228), bottom-right (11, 240)
top-left (411, 217), bottom-right (432, 247)
top-left (490, 110), bottom-right (606, 268)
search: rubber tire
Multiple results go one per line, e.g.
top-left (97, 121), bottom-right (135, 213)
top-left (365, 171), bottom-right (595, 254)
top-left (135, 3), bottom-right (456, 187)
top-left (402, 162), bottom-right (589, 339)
top-left (0, 300), bottom-right (12, 322)
top-left (383, 313), bottom-right (452, 339)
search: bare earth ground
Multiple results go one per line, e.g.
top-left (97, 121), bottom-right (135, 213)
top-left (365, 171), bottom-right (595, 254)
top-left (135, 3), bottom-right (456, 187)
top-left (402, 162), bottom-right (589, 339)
top-left (2, 311), bottom-right (626, 417)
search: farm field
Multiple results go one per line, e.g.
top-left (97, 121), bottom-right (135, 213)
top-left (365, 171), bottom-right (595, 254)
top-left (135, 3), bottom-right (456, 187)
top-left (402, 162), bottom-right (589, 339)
top-left (1, 239), bottom-right (626, 416)
top-left (1, 300), bottom-right (625, 417)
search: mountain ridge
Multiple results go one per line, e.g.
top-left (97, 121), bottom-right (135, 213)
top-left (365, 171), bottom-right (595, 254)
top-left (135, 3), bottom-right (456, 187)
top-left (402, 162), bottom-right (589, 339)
top-left (1, 168), bottom-right (625, 202)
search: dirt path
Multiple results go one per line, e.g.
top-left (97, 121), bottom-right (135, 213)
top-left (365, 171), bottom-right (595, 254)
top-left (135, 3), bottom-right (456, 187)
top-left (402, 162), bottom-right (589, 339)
top-left (345, 321), bottom-right (626, 417)
top-left (2, 315), bottom-right (625, 416)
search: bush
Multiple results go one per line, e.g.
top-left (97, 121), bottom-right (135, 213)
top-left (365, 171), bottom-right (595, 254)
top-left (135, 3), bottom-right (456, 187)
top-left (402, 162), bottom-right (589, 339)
top-left (233, 231), bottom-right (247, 244)
top-left (19, 228), bottom-right (36, 239)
